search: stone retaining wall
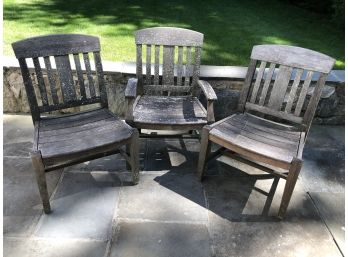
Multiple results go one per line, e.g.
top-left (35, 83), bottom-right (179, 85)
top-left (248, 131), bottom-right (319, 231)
top-left (3, 65), bottom-right (345, 125)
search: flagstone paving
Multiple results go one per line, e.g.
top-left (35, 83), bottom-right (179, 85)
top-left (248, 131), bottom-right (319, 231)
top-left (3, 114), bottom-right (345, 257)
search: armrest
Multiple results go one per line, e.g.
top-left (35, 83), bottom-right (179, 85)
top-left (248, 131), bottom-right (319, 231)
top-left (197, 80), bottom-right (217, 101)
top-left (197, 80), bottom-right (217, 124)
top-left (125, 78), bottom-right (138, 99)
top-left (125, 78), bottom-right (138, 122)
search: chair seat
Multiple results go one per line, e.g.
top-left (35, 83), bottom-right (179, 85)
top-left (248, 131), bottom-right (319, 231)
top-left (37, 108), bottom-right (133, 161)
top-left (209, 113), bottom-right (302, 164)
top-left (133, 95), bottom-right (207, 126)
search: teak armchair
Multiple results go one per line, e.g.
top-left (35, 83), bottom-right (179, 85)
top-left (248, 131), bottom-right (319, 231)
top-left (12, 34), bottom-right (139, 214)
top-left (125, 27), bottom-right (217, 137)
top-left (197, 45), bottom-right (335, 218)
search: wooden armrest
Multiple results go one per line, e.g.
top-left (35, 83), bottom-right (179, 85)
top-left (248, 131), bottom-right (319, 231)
top-left (197, 80), bottom-right (217, 101)
top-left (197, 80), bottom-right (216, 123)
top-left (125, 78), bottom-right (138, 99)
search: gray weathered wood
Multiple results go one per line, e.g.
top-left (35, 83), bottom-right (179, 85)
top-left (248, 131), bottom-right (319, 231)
top-left (184, 46), bottom-right (192, 87)
top-left (197, 80), bottom-right (217, 100)
top-left (294, 71), bottom-right (314, 116)
top-left (259, 63), bottom-right (276, 106)
top-left (146, 45), bottom-right (152, 85)
top-left (43, 56), bottom-right (59, 105)
top-left (133, 96), bottom-right (207, 126)
top-left (73, 53), bottom-right (87, 100)
top-left (31, 151), bottom-right (51, 214)
top-left (245, 102), bottom-right (303, 124)
top-left (302, 73), bottom-right (327, 127)
top-left (192, 47), bottom-right (201, 93)
top-left (144, 85), bottom-right (191, 93)
top-left (83, 53), bottom-right (96, 97)
top-left (13, 34), bottom-right (138, 214)
top-left (54, 55), bottom-right (76, 102)
top-left (162, 46), bottom-right (175, 86)
top-left (267, 65), bottom-right (293, 110)
top-left (154, 45), bottom-right (160, 85)
top-left (18, 58), bottom-right (40, 122)
top-left (136, 44), bottom-right (143, 93)
top-left (130, 129), bottom-right (140, 184)
top-left (135, 27), bottom-right (204, 47)
top-left (284, 68), bottom-right (304, 113)
top-left (33, 57), bottom-right (49, 106)
top-left (251, 45), bottom-right (335, 73)
top-left (197, 125), bottom-right (212, 180)
top-left (197, 44), bottom-right (335, 218)
top-left (177, 46), bottom-right (184, 86)
top-left (250, 61), bottom-right (267, 103)
top-left (39, 97), bottom-right (102, 113)
top-left (12, 34), bottom-right (100, 59)
top-left (125, 78), bottom-right (138, 98)
top-left (278, 158), bottom-right (302, 218)
top-left (93, 52), bottom-right (108, 107)
top-left (130, 27), bottom-right (213, 136)
top-left (237, 59), bottom-right (257, 112)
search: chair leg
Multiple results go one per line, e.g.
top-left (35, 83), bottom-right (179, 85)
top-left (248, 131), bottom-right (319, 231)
top-left (126, 143), bottom-right (131, 170)
top-left (30, 151), bottom-right (51, 214)
top-left (197, 125), bottom-right (212, 181)
top-left (278, 158), bottom-right (302, 219)
top-left (129, 129), bottom-right (140, 185)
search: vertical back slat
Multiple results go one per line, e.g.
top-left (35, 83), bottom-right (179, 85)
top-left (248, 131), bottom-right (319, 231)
top-left (284, 68), bottom-right (304, 113)
top-left (259, 63), bottom-right (276, 106)
top-left (192, 47), bottom-right (201, 95)
top-left (250, 61), bottom-right (267, 103)
top-left (83, 53), bottom-right (96, 98)
top-left (136, 44), bottom-right (143, 93)
top-left (238, 59), bottom-right (258, 112)
top-left (294, 71), bottom-right (314, 116)
top-left (177, 46), bottom-right (184, 86)
top-left (33, 57), bottom-right (49, 106)
top-left (162, 46), bottom-right (175, 85)
top-left (184, 46), bottom-right (192, 86)
top-left (54, 55), bottom-right (76, 102)
top-left (18, 58), bottom-right (40, 122)
top-left (303, 73), bottom-right (327, 126)
top-left (43, 56), bottom-right (59, 105)
top-left (154, 45), bottom-right (160, 85)
top-left (267, 65), bottom-right (293, 110)
top-left (146, 45), bottom-right (152, 85)
top-left (93, 52), bottom-right (108, 107)
top-left (73, 53), bottom-right (87, 100)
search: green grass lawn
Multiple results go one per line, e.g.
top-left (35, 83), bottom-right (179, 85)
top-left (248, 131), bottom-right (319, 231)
top-left (4, 0), bottom-right (345, 68)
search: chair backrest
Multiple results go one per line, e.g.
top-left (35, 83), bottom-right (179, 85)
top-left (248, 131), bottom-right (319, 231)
top-left (135, 27), bottom-right (204, 96)
top-left (12, 34), bottom-right (108, 123)
top-left (238, 45), bottom-right (335, 131)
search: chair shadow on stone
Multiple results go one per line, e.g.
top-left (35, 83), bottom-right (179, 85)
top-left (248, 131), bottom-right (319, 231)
top-left (150, 139), bottom-right (281, 222)
top-left (143, 138), bottom-right (199, 172)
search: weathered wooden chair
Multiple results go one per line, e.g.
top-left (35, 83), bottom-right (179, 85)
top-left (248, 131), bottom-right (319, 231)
top-left (197, 45), bottom-right (335, 218)
top-left (12, 34), bottom-right (139, 214)
top-left (125, 27), bottom-right (217, 137)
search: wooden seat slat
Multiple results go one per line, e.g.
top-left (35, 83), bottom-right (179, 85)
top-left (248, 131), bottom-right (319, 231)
top-left (133, 96), bottom-right (207, 125)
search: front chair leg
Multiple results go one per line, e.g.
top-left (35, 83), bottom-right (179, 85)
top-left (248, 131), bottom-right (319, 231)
top-left (30, 151), bottom-right (51, 214)
top-left (197, 125), bottom-right (212, 180)
top-left (278, 158), bottom-right (302, 219)
top-left (129, 129), bottom-right (140, 185)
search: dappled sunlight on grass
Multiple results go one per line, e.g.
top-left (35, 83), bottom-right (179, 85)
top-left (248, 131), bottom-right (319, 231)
top-left (261, 36), bottom-right (292, 45)
top-left (4, 0), bottom-right (344, 68)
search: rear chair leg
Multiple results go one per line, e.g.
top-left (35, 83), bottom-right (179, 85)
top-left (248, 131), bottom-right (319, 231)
top-left (129, 129), bottom-right (140, 185)
top-left (197, 125), bottom-right (212, 181)
top-left (31, 151), bottom-right (51, 214)
top-left (126, 144), bottom-right (131, 171)
top-left (278, 158), bottom-right (302, 219)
